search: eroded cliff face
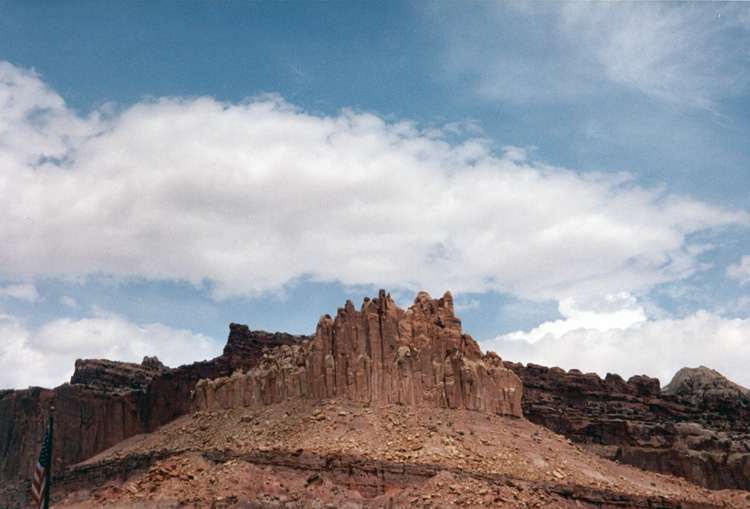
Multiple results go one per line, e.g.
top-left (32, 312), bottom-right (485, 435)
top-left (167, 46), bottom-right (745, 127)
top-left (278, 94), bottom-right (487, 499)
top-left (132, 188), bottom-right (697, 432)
top-left (8, 291), bottom-right (750, 498)
top-left (0, 329), bottom-right (302, 488)
top-left (191, 290), bottom-right (523, 417)
top-left (505, 362), bottom-right (750, 491)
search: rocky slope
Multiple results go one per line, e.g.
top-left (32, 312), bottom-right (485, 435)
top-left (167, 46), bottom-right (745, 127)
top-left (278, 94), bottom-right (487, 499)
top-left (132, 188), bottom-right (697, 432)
top-left (50, 400), bottom-right (750, 508)
top-left (192, 290), bottom-right (522, 416)
top-left (506, 362), bottom-right (750, 491)
top-left (0, 327), bottom-right (302, 491)
top-left (4, 289), bottom-right (750, 506)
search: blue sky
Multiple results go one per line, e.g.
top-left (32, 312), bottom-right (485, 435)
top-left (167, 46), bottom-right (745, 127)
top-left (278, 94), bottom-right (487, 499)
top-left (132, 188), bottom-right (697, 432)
top-left (2, 2), bottom-right (750, 389)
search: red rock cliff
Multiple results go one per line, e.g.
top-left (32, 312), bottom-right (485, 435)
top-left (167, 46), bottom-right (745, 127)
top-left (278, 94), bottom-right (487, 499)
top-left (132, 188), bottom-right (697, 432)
top-left (0, 329), bottom-right (302, 492)
top-left (506, 362), bottom-right (750, 490)
top-left (191, 291), bottom-right (523, 416)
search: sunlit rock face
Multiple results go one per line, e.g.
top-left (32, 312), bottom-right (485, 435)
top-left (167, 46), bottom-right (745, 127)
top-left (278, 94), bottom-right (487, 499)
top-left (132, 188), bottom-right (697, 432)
top-left (192, 290), bottom-right (523, 417)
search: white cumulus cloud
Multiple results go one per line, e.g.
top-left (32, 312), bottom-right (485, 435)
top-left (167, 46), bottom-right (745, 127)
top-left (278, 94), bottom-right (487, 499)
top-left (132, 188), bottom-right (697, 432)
top-left (484, 309), bottom-right (750, 389)
top-left (503, 293), bottom-right (647, 344)
top-left (0, 61), bottom-right (746, 303)
top-left (0, 283), bottom-right (39, 302)
top-left (0, 310), bottom-right (220, 390)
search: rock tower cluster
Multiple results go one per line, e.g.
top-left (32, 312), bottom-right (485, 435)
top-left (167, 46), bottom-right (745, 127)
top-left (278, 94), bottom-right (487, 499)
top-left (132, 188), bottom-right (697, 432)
top-left (191, 290), bottom-right (522, 416)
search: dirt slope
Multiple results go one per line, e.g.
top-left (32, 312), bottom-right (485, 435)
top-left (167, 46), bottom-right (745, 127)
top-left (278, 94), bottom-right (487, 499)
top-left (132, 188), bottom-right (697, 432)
top-left (51, 398), bottom-right (749, 508)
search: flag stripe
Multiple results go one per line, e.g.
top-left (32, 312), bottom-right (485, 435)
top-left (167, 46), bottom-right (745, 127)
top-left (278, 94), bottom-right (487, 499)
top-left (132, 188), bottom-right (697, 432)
top-left (30, 420), bottom-right (52, 509)
top-left (31, 472), bottom-right (45, 505)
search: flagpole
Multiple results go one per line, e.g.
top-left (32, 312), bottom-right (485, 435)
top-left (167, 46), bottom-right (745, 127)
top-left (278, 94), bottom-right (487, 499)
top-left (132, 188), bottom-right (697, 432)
top-left (44, 406), bottom-right (53, 509)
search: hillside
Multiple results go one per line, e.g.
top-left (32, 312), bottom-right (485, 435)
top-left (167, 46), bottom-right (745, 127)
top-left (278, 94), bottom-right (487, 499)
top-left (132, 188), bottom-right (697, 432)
top-left (2, 290), bottom-right (750, 507)
top-left (52, 399), bottom-right (746, 508)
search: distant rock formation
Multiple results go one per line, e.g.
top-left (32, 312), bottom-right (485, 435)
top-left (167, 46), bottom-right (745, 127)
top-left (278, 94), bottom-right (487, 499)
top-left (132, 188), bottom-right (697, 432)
top-left (6, 291), bottom-right (750, 496)
top-left (506, 362), bottom-right (750, 490)
top-left (192, 290), bottom-right (523, 417)
top-left (664, 365), bottom-right (750, 412)
top-left (69, 357), bottom-right (163, 394)
top-left (0, 329), bottom-right (302, 487)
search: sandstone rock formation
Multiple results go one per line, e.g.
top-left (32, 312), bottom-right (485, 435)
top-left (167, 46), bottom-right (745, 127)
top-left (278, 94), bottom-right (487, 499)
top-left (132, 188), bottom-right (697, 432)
top-left (69, 357), bottom-right (164, 394)
top-left (0, 328), bottom-right (302, 490)
top-left (506, 362), bottom-right (750, 490)
top-left (192, 290), bottom-right (523, 417)
top-left (664, 365), bottom-right (750, 413)
top-left (6, 289), bottom-right (750, 501)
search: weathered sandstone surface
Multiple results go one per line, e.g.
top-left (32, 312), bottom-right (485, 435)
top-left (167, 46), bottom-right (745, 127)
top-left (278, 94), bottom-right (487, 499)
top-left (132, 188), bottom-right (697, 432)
top-left (506, 362), bottom-right (750, 490)
top-left (0, 328), bottom-right (302, 489)
top-left (664, 365), bottom-right (750, 413)
top-left (5, 288), bottom-right (750, 503)
top-left (192, 290), bottom-right (523, 417)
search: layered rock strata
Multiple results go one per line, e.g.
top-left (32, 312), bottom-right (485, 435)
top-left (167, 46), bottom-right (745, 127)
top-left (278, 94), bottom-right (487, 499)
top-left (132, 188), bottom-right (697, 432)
top-left (192, 290), bottom-right (523, 417)
top-left (0, 328), bottom-right (302, 487)
top-left (69, 357), bottom-right (165, 394)
top-left (7, 290), bottom-right (750, 496)
top-left (505, 362), bottom-right (750, 490)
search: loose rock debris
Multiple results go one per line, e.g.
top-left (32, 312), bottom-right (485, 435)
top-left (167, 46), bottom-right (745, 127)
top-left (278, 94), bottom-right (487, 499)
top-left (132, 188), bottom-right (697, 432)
top-left (56, 398), bottom-right (750, 508)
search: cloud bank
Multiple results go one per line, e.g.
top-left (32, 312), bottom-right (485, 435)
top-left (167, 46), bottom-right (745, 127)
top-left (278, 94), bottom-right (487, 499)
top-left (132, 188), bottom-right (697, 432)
top-left (1, 62), bottom-right (744, 302)
top-left (483, 306), bottom-right (750, 389)
top-left (0, 310), bottom-right (218, 389)
top-left (2, 61), bottom-right (750, 390)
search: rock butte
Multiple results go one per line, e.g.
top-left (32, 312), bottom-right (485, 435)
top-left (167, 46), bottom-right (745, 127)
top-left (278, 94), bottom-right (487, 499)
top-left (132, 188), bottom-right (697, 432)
top-left (2, 289), bottom-right (750, 506)
top-left (191, 290), bottom-right (523, 417)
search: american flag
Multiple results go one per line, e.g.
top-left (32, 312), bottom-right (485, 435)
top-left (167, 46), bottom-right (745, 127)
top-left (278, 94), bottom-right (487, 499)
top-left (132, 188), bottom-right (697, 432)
top-left (30, 420), bottom-right (52, 509)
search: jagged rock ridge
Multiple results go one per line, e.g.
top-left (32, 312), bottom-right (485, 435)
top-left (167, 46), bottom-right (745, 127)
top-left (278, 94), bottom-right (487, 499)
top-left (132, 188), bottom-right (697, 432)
top-left (5, 289), bottom-right (750, 503)
top-left (192, 290), bottom-right (523, 416)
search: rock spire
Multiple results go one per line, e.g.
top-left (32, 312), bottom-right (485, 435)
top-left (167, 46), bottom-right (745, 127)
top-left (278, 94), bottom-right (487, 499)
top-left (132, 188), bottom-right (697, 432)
top-left (192, 290), bottom-right (522, 416)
